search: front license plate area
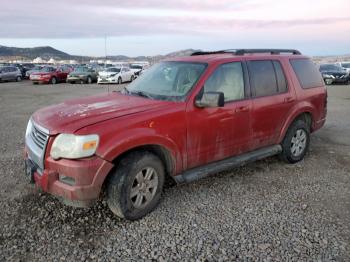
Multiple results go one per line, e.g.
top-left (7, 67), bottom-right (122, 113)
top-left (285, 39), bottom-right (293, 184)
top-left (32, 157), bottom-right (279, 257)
top-left (24, 159), bottom-right (36, 184)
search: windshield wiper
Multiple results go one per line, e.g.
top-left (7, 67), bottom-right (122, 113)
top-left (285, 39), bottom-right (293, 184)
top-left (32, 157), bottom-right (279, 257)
top-left (129, 90), bottom-right (154, 99)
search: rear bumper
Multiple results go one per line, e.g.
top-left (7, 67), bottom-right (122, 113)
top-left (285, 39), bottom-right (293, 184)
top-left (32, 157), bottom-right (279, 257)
top-left (313, 118), bottom-right (326, 132)
top-left (25, 153), bottom-right (114, 206)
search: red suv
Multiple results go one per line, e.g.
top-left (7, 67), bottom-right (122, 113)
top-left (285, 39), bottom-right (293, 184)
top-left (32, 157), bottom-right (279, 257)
top-left (30, 65), bottom-right (72, 84)
top-left (24, 49), bottom-right (327, 220)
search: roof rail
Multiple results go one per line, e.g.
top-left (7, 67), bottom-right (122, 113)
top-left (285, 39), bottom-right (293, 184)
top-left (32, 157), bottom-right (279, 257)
top-left (191, 49), bottom-right (301, 56)
top-left (234, 49), bottom-right (301, 55)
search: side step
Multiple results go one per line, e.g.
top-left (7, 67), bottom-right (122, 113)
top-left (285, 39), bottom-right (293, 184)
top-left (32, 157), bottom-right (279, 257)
top-left (174, 145), bottom-right (282, 184)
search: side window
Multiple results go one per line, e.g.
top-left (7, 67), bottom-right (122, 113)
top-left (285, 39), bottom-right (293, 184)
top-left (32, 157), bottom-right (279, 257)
top-left (204, 62), bottom-right (244, 102)
top-left (248, 60), bottom-right (278, 97)
top-left (273, 61), bottom-right (288, 93)
top-left (290, 58), bottom-right (324, 89)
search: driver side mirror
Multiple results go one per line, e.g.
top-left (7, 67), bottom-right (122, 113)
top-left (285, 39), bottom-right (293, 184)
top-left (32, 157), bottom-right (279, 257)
top-left (195, 91), bottom-right (225, 108)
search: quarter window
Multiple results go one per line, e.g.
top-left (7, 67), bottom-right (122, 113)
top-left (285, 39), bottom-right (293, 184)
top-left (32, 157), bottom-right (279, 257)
top-left (204, 62), bottom-right (245, 102)
top-left (290, 58), bottom-right (324, 89)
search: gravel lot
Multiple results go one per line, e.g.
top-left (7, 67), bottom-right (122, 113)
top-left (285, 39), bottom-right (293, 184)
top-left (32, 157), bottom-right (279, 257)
top-left (0, 80), bottom-right (349, 261)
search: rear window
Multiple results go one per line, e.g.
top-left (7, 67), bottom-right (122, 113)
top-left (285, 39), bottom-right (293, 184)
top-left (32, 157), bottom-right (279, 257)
top-left (290, 59), bottom-right (324, 89)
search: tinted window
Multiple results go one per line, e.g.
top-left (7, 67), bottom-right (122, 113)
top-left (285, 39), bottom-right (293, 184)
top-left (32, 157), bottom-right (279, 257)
top-left (204, 62), bottom-right (244, 102)
top-left (248, 61), bottom-right (278, 97)
top-left (290, 59), bottom-right (324, 89)
top-left (273, 61), bottom-right (288, 93)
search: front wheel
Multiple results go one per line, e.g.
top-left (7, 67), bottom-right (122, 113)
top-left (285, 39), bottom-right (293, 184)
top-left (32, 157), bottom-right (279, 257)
top-left (16, 76), bottom-right (22, 82)
top-left (279, 119), bottom-right (310, 163)
top-left (130, 75), bottom-right (135, 82)
top-left (86, 76), bottom-right (92, 84)
top-left (107, 152), bottom-right (165, 220)
top-left (118, 77), bottom-right (122, 85)
top-left (50, 77), bottom-right (57, 85)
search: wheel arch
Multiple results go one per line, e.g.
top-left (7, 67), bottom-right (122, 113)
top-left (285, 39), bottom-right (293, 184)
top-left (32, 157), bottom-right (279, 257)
top-left (278, 108), bottom-right (314, 144)
top-left (102, 144), bottom-right (177, 191)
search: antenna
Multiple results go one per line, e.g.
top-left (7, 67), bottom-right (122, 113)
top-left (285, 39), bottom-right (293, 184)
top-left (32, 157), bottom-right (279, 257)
top-left (104, 35), bottom-right (107, 67)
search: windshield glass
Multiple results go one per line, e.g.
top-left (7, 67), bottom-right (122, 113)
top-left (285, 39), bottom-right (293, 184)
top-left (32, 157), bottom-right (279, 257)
top-left (41, 67), bottom-right (55, 72)
top-left (106, 68), bottom-right (120, 73)
top-left (341, 63), bottom-right (350, 68)
top-left (130, 65), bottom-right (143, 69)
top-left (126, 61), bottom-right (207, 101)
top-left (74, 67), bottom-right (88, 73)
top-left (320, 64), bottom-right (342, 71)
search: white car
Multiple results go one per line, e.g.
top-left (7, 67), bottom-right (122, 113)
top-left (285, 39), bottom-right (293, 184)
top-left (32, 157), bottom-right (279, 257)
top-left (97, 67), bottom-right (134, 84)
top-left (129, 64), bottom-right (149, 77)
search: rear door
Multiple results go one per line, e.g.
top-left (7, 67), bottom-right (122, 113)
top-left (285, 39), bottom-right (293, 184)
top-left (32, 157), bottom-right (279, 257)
top-left (2, 67), bottom-right (10, 80)
top-left (247, 59), bottom-right (296, 148)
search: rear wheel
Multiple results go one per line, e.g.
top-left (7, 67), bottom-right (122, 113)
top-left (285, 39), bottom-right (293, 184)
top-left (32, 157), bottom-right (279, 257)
top-left (118, 77), bottom-right (122, 84)
top-left (16, 76), bottom-right (22, 82)
top-left (279, 119), bottom-right (310, 163)
top-left (107, 152), bottom-right (165, 220)
top-left (130, 75), bottom-right (135, 82)
top-left (50, 77), bottom-right (57, 85)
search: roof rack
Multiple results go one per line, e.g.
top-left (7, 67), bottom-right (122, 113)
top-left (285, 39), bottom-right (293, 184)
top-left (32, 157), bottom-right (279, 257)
top-left (191, 49), bottom-right (301, 56)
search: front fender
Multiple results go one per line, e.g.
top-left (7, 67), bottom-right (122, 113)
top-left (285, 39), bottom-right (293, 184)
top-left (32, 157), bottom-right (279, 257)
top-left (97, 127), bottom-right (183, 174)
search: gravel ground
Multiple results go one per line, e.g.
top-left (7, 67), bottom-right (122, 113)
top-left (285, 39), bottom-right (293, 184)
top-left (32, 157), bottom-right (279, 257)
top-left (0, 80), bottom-right (349, 261)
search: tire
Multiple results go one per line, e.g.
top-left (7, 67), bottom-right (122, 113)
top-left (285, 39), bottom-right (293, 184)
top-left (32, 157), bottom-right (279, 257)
top-left (279, 119), bottom-right (310, 163)
top-left (87, 76), bottom-right (92, 84)
top-left (130, 75), bottom-right (135, 82)
top-left (50, 77), bottom-right (57, 85)
top-left (118, 77), bottom-right (122, 85)
top-left (107, 152), bottom-right (165, 220)
top-left (16, 76), bottom-right (22, 82)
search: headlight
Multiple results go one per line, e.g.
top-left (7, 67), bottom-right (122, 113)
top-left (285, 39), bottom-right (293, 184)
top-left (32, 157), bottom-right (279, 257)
top-left (50, 134), bottom-right (99, 160)
top-left (109, 73), bottom-right (117, 77)
top-left (323, 74), bottom-right (334, 79)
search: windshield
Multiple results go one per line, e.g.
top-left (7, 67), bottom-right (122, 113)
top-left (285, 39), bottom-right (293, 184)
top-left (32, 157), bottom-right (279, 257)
top-left (126, 61), bottom-right (207, 101)
top-left (41, 67), bottom-right (55, 72)
top-left (320, 64), bottom-right (342, 71)
top-left (130, 65), bottom-right (143, 69)
top-left (106, 68), bottom-right (120, 73)
top-left (74, 67), bottom-right (89, 73)
top-left (341, 63), bottom-right (350, 68)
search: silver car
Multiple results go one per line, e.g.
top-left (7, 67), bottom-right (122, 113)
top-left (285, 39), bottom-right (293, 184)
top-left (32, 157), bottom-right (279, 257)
top-left (0, 66), bottom-right (22, 82)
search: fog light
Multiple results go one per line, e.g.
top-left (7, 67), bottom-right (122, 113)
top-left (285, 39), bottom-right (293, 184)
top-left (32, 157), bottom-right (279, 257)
top-left (59, 175), bottom-right (75, 186)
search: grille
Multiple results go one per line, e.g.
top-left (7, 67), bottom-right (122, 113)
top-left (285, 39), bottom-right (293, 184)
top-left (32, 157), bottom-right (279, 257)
top-left (30, 124), bottom-right (49, 150)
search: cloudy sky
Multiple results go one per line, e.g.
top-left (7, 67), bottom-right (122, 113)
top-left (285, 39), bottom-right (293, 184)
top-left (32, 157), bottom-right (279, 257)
top-left (1, 0), bottom-right (349, 56)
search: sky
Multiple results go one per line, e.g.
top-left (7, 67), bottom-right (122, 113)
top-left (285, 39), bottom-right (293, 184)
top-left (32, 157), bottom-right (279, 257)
top-left (1, 0), bottom-right (349, 57)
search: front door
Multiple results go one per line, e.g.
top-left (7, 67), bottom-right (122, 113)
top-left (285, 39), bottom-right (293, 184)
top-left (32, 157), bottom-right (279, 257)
top-left (186, 62), bottom-right (252, 169)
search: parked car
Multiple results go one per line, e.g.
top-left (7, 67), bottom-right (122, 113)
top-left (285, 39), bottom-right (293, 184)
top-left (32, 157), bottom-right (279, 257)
top-left (97, 67), bottom-right (134, 84)
top-left (0, 66), bottom-right (22, 82)
top-left (67, 67), bottom-right (98, 84)
top-left (25, 65), bottom-right (44, 79)
top-left (129, 64), bottom-right (149, 77)
top-left (319, 64), bottom-right (350, 84)
top-left (29, 66), bottom-right (70, 84)
top-left (24, 49), bottom-right (327, 220)
top-left (10, 63), bottom-right (26, 78)
top-left (336, 62), bottom-right (350, 73)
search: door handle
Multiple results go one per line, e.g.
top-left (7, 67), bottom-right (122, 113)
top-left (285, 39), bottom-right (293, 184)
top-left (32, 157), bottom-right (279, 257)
top-left (235, 106), bottom-right (249, 113)
top-left (284, 97), bottom-right (295, 103)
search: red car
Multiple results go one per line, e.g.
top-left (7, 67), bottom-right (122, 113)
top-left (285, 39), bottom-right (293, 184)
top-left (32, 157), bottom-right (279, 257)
top-left (30, 66), bottom-right (72, 84)
top-left (24, 49), bottom-right (327, 220)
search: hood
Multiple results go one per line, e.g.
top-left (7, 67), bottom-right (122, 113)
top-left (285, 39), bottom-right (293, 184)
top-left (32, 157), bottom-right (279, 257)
top-left (32, 92), bottom-right (170, 135)
top-left (99, 71), bottom-right (119, 77)
top-left (321, 70), bottom-right (347, 75)
top-left (31, 72), bottom-right (53, 76)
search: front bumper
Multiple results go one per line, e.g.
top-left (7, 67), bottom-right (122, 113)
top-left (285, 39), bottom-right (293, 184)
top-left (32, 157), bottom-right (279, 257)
top-left (97, 77), bottom-right (117, 84)
top-left (31, 78), bottom-right (50, 84)
top-left (25, 152), bottom-right (114, 207)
